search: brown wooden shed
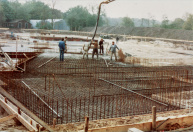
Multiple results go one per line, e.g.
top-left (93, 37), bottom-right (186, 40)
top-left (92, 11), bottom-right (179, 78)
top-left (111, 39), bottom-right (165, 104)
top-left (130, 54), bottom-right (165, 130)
top-left (3, 19), bottom-right (32, 29)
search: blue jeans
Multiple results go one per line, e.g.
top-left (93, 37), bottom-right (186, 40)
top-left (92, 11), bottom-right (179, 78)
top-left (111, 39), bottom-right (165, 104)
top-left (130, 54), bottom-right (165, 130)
top-left (60, 50), bottom-right (64, 61)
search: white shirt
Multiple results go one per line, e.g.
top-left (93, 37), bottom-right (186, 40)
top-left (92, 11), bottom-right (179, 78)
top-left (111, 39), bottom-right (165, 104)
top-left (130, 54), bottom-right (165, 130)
top-left (83, 42), bottom-right (90, 51)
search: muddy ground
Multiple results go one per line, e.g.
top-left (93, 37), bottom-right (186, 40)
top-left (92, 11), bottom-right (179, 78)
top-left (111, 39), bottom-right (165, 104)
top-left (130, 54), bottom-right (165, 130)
top-left (54, 108), bottom-right (193, 131)
top-left (0, 107), bottom-right (192, 132)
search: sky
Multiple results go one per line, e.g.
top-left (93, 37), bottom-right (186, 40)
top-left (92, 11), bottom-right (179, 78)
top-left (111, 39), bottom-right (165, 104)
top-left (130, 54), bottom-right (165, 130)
top-left (18, 0), bottom-right (193, 21)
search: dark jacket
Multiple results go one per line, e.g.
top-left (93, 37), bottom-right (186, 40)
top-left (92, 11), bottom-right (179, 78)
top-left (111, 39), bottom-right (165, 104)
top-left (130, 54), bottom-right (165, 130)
top-left (58, 41), bottom-right (65, 50)
top-left (99, 40), bottom-right (104, 47)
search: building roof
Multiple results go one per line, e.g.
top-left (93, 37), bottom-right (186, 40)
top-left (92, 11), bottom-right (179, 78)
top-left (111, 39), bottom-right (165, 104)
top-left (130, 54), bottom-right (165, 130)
top-left (8, 19), bottom-right (31, 23)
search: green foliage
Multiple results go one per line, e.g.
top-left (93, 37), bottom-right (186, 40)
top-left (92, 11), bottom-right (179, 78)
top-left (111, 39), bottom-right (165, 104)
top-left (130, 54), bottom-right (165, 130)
top-left (0, 0), bottom-right (15, 22)
top-left (169, 18), bottom-right (184, 29)
top-left (161, 18), bottom-right (169, 28)
top-left (36, 21), bottom-right (52, 29)
top-left (161, 18), bottom-right (185, 29)
top-left (183, 14), bottom-right (193, 30)
top-left (10, 1), bottom-right (30, 21)
top-left (121, 17), bottom-right (134, 27)
top-left (9, 0), bottom-right (21, 19)
top-left (0, 3), bottom-right (5, 25)
top-left (52, 9), bottom-right (63, 19)
top-left (0, 0), bottom-right (63, 25)
top-left (140, 18), bottom-right (150, 27)
top-left (27, 1), bottom-right (51, 20)
top-left (65, 6), bottom-right (105, 31)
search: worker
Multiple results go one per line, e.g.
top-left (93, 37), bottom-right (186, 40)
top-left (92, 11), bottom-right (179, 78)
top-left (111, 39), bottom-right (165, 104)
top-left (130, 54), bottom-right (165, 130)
top-left (92, 41), bottom-right (99, 59)
top-left (64, 36), bottom-right (67, 52)
top-left (64, 36), bottom-right (67, 43)
top-left (83, 42), bottom-right (90, 59)
top-left (116, 36), bottom-right (119, 43)
top-left (11, 32), bottom-right (14, 38)
top-left (109, 41), bottom-right (119, 61)
top-left (99, 38), bottom-right (104, 55)
top-left (58, 38), bottom-right (65, 61)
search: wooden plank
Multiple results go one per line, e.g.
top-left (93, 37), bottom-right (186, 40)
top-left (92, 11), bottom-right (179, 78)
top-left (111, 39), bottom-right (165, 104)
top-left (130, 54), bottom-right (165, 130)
top-left (0, 97), bottom-right (20, 125)
top-left (0, 94), bottom-right (40, 128)
top-left (0, 41), bottom-right (7, 43)
top-left (16, 52), bottom-right (41, 66)
top-left (38, 56), bottom-right (57, 68)
top-left (173, 77), bottom-right (193, 84)
top-left (0, 86), bottom-right (53, 132)
top-left (0, 114), bottom-right (17, 123)
top-left (0, 28), bottom-right (9, 30)
top-left (0, 94), bottom-right (37, 131)
top-left (0, 47), bottom-right (16, 70)
top-left (23, 53), bottom-right (29, 59)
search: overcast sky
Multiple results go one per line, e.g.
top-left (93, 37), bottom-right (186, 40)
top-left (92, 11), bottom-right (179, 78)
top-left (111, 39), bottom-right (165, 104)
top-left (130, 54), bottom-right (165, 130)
top-left (18, 0), bottom-right (193, 21)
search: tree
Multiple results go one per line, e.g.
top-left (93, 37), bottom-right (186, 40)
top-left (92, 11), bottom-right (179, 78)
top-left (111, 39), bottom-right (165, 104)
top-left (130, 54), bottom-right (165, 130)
top-left (0, 2), bottom-right (5, 25)
top-left (140, 18), bottom-right (150, 27)
top-left (51, 0), bottom-right (56, 29)
top-left (1, 0), bottom-right (15, 22)
top-left (65, 6), bottom-right (88, 30)
top-left (161, 15), bottom-right (169, 29)
top-left (36, 21), bottom-right (52, 29)
top-left (26, 1), bottom-right (51, 20)
top-left (121, 17), bottom-right (134, 27)
top-left (65, 6), bottom-right (104, 31)
top-left (183, 14), bottom-right (193, 30)
top-left (169, 18), bottom-right (184, 29)
top-left (9, 0), bottom-right (21, 19)
top-left (10, 1), bottom-right (30, 21)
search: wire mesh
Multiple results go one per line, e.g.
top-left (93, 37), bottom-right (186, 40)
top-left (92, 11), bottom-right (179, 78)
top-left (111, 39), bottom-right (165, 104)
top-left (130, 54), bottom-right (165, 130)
top-left (0, 55), bottom-right (192, 125)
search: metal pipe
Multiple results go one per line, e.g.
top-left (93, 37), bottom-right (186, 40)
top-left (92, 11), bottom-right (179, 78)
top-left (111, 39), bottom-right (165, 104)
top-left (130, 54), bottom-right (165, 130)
top-left (91, 0), bottom-right (115, 42)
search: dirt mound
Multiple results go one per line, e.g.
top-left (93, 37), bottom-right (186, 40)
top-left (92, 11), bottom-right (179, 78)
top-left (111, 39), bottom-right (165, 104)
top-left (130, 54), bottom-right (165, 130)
top-left (82, 26), bottom-right (193, 41)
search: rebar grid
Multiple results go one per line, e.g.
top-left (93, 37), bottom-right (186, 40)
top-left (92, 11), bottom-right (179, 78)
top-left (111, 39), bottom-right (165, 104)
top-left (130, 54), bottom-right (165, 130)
top-left (0, 56), bottom-right (193, 125)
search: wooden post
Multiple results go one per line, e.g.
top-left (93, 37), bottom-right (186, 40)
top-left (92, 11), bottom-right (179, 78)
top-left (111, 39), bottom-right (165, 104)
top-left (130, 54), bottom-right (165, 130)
top-left (0, 106), bottom-right (5, 114)
top-left (0, 86), bottom-right (53, 131)
top-left (0, 114), bottom-right (17, 123)
top-left (152, 106), bottom-right (156, 131)
top-left (18, 107), bottom-right (21, 115)
top-left (53, 118), bottom-right (56, 128)
top-left (4, 97), bottom-right (7, 103)
top-left (30, 120), bottom-right (32, 125)
top-left (24, 62), bottom-right (26, 72)
top-left (84, 116), bottom-right (89, 132)
top-left (36, 124), bottom-right (40, 132)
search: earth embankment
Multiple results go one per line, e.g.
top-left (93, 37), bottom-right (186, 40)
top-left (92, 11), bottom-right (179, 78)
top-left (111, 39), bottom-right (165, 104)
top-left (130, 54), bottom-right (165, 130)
top-left (81, 27), bottom-right (193, 41)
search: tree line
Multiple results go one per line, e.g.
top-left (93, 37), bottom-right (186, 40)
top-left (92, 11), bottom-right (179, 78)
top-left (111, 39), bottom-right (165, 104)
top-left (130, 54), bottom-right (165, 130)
top-left (0, 0), bottom-right (105, 30)
top-left (0, 0), bottom-right (193, 30)
top-left (121, 14), bottom-right (193, 30)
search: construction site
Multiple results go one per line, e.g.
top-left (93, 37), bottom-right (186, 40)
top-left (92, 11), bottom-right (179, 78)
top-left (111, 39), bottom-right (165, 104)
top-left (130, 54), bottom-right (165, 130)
top-left (0, 27), bottom-right (193, 132)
